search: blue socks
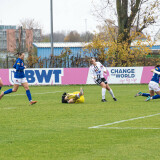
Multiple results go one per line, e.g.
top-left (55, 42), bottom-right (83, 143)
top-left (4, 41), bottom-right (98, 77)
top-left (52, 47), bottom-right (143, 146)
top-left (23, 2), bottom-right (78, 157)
top-left (152, 94), bottom-right (160, 99)
top-left (26, 90), bottom-right (32, 101)
top-left (4, 89), bottom-right (13, 95)
top-left (0, 86), bottom-right (1, 90)
top-left (142, 93), bottom-right (150, 97)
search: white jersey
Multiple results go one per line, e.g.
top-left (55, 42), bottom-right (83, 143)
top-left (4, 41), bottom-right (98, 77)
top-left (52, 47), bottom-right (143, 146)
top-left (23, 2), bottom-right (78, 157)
top-left (89, 62), bottom-right (106, 80)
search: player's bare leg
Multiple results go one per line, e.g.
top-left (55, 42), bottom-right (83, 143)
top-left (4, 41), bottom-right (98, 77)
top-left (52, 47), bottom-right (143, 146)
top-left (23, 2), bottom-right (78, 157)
top-left (146, 90), bottom-right (160, 101)
top-left (0, 84), bottom-right (19, 100)
top-left (0, 78), bottom-right (3, 90)
top-left (100, 82), bottom-right (107, 102)
top-left (106, 83), bottom-right (117, 101)
top-left (0, 91), bottom-right (4, 100)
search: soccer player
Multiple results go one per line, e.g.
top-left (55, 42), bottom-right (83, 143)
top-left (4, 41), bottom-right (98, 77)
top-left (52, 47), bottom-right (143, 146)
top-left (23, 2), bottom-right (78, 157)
top-left (135, 65), bottom-right (160, 101)
top-left (62, 88), bottom-right (84, 104)
top-left (89, 58), bottom-right (117, 102)
top-left (0, 77), bottom-right (3, 91)
top-left (0, 52), bottom-right (37, 105)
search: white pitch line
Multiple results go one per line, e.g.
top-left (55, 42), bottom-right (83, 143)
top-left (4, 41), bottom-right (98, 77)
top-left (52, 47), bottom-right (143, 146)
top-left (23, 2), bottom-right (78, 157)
top-left (97, 127), bottom-right (160, 130)
top-left (5, 91), bottom-right (63, 96)
top-left (89, 113), bottom-right (160, 129)
top-left (2, 107), bottom-right (17, 110)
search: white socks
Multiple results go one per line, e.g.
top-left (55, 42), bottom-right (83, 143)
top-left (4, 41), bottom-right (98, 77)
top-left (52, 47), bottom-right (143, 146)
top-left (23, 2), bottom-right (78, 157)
top-left (102, 88), bottom-right (106, 99)
top-left (109, 89), bottom-right (115, 98)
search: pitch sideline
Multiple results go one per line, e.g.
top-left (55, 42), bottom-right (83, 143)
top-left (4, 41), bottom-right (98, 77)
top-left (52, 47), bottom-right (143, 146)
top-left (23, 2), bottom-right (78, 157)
top-left (89, 113), bottom-right (160, 129)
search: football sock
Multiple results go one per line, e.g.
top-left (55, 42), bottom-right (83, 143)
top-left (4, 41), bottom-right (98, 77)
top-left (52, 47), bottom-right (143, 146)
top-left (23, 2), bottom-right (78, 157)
top-left (26, 90), bottom-right (32, 101)
top-left (142, 93), bottom-right (150, 97)
top-left (0, 86), bottom-right (1, 90)
top-left (4, 89), bottom-right (13, 95)
top-left (109, 89), bottom-right (115, 98)
top-left (151, 94), bottom-right (160, 99)
top-left (102, 88), bottom-right (106, 99)
top-left (76, 93), bottom-right (80, 98)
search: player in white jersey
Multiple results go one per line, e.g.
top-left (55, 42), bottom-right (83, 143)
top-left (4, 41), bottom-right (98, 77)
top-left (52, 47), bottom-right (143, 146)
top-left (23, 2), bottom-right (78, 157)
top-left (90, 58), bottom-right (117, 102)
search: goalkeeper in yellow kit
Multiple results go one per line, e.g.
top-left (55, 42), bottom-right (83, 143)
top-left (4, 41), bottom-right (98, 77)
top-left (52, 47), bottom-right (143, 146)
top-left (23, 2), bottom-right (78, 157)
top-left (62, 88), bottom-right (84, 104)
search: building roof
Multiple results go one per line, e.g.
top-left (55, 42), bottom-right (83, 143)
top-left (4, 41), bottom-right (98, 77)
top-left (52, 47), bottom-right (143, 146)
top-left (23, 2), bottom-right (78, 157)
top-left (131, 40), bottom-right (160, 47)
top-left (33, 42), bottom-right (89, 48)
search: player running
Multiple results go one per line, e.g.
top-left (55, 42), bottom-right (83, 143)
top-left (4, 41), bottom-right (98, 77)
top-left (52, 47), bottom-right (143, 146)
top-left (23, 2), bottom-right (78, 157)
top-left (62, 88), bottom-right (84, 104)
top-left (89, 58), bottom-right (117, 102)
top-left (0, 77), bottom-right (3, 91)
top-left (0, 52), bottom-right (37, 105)
top-left (135, 65), bottom-right (160, 101)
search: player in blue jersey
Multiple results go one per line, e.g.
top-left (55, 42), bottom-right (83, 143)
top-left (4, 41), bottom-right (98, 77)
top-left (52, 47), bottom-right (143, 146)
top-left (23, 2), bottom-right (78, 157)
top-left (0, 52), bottom-right (37, 105)
top-left (135, 65), bottom-right (160, 101)
top-left (0, 77), bottom-right (3, 91)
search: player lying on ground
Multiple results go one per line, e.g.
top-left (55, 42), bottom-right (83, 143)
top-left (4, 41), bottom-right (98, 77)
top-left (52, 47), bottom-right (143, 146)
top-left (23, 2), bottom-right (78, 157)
top-left (90, 57), bottom-right (117, 102)
top-left (62, 88), bottom-right (84, 104)
top-left (0, 52), bottom-right (37, 105)
top-left (135, 65), bottom-right (160, 101)
top-left (0, 77), bottom-right (3, 91)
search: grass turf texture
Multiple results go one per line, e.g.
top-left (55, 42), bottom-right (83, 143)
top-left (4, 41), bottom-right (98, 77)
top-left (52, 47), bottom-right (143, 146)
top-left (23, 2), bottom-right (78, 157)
top-left (0, 84), bottom-right (159, 160)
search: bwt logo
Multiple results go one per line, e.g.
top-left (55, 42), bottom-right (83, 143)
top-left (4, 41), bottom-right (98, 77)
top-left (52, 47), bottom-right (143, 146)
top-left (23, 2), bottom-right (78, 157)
top-left (9, 69), bottom-right (63, 85)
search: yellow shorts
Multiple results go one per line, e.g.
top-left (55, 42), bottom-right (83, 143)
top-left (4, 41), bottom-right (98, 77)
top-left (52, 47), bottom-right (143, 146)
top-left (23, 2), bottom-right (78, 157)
top-left (75, 95), bottom-right (85, 103)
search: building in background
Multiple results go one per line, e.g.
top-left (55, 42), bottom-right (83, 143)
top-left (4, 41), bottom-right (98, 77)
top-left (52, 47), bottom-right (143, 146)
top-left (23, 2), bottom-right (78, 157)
top-left (0, 25), bottom-right (41, 68)
top-left (33, 42), bottom-right (92, 68)
top-left (0, 25), bottom-right (41, 53)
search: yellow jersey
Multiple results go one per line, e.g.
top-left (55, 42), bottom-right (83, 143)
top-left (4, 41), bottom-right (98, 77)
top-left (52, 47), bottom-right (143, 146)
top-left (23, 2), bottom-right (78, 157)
top-left (67, 91), bottom-right (84, 103)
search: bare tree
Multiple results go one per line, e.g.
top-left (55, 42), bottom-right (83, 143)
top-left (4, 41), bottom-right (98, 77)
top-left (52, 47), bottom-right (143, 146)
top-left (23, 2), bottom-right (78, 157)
top-left (19, 18), bottom-right (41, 29)
top-left (92, 0), bottom-right (160, 43)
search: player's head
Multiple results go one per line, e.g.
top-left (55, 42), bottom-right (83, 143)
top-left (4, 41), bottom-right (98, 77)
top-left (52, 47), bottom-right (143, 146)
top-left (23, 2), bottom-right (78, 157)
top-left (90, 57), bottom-right (96, 65)
top-left (17, 52), bottom-right (25, 60)
top-left (155, 65), bottom-right (160, 68)
top-left (62, 92), bottom-right (68, 103)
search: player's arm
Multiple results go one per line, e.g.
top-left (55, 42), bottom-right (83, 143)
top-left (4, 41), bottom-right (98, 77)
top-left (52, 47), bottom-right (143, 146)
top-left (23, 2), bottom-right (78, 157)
top-left (13, 61), bottom-right (17, 69)
top-left (151, 69), bottom-right (160, 75)
top-left (89, 67), bottom-right (96, 80)
top-left (16, 61), bottom-right (25, 71)
top-left (99, 62), bottom-right (107, 73)
top-left (68, 99), bottom-right (75, 103)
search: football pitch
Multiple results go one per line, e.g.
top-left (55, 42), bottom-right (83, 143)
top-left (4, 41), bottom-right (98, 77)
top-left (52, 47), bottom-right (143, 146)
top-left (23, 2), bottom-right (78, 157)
top-left (0, 84), bottom-right (160, 160)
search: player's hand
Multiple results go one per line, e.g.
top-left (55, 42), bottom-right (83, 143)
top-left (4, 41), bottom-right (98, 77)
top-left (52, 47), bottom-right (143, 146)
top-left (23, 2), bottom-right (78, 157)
top-left (92, 76), bottom-right (96, 79)
top-left (24, 66), bottom-right (27, 69)
top-left (151, 69), bottom-right (155, 72)
top-left (104, 71), bottom-right (107, 74)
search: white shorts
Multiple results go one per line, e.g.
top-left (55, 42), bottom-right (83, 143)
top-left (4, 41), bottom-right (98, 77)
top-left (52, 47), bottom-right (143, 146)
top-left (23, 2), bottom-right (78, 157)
top-left (148, 81), bottom-right (160, 92)
top-left (14, 78), bottom-right (27, 85)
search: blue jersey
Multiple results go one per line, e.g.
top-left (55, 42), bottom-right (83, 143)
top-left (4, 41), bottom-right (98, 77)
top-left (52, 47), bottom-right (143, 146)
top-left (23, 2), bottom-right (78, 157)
top-left (13, 58), bottom-right (25, 78)
top-left (151, 67), bottom-right (160, 83)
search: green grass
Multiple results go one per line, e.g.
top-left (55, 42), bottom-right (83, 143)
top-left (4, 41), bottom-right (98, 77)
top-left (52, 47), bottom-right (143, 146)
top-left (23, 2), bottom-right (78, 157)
top-left (0, 84), bottom-right (160, 160)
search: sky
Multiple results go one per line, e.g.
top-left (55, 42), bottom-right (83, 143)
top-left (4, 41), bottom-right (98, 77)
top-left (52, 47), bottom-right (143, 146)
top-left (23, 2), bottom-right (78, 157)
top-left (0, 0), bottom-right (99, 34)
top-left (0, 0), bottom-right (159, 39)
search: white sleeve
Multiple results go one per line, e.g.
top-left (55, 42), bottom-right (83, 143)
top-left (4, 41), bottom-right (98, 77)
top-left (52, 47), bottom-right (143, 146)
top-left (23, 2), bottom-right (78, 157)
top-left (153, 70), bottom-right (160, 75)
top-left (89, 67), bottom-right (95, 79)
top-left (99, 62), bottom-right (106, 72)
top-left (89, 67), bottom-right (96, 79)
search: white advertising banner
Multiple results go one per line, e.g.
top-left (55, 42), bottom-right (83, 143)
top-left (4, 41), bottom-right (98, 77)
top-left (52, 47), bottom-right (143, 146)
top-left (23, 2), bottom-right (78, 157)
top-left (86, 67), bottom-right (144, 84)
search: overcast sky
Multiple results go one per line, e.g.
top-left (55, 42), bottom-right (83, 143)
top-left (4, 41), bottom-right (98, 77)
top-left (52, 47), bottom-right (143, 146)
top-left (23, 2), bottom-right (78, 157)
top-left (0, 0), bottom-right (159, 39)
top-left (0, 0), bottom-right (100, 34)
